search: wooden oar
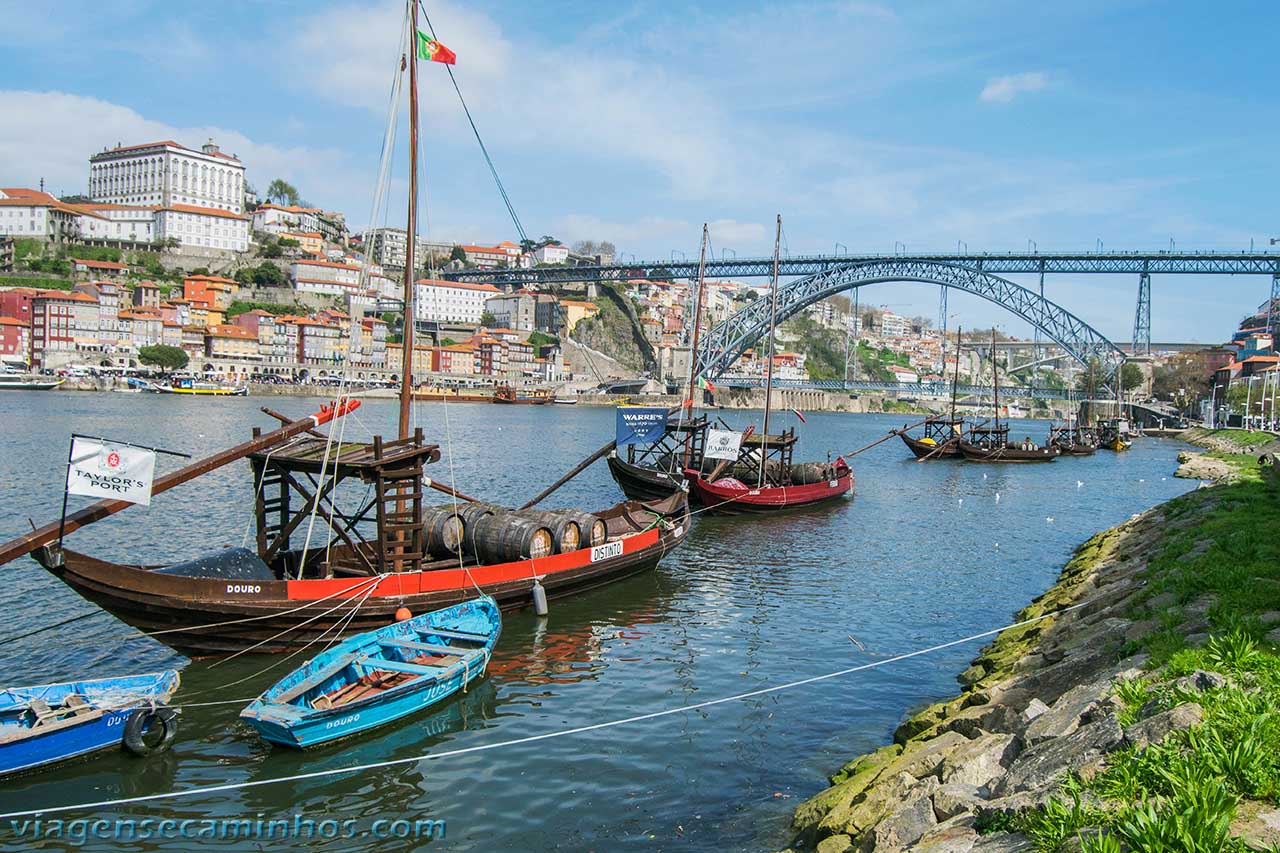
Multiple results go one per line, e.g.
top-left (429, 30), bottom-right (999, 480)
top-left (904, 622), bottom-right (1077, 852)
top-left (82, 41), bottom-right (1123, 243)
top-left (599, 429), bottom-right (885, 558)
top-left (519, 403), bottom-right (689, 510)
top-left (0, 400), bottom-right (361, 567)
top-left (840, 418), bottom-right (930, 460)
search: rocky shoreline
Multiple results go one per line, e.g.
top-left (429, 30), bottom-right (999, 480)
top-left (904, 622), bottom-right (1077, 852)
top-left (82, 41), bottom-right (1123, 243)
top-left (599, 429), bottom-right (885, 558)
top-left (784, 430), bottom-right (1280, 852)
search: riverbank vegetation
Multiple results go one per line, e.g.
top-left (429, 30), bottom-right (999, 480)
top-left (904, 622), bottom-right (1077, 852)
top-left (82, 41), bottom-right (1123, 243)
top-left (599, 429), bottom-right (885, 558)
top-left (788, 444), bottom-right (1280, 852)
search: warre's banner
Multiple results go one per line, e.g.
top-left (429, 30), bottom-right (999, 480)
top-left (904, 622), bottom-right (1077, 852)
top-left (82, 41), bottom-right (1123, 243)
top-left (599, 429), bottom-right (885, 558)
top-left (66, 439), bottom-right (156, 506)
top-left (703, 429), bottom-right (744, 461)
top-left (615, 407), bottom-right (668, 446)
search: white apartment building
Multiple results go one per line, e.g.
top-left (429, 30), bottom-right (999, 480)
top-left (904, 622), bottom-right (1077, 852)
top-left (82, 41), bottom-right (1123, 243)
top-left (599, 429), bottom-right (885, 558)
top-left (879, 311), bottom-right (909, 338)
top-left (532, 243), bottom-right (569, 265)
top-left (0, 189), bottom-right (82, 241)
top-left (364, 228), bottom-right (453, 269)
top-left (88, 139), bottom-right (245, 213)
top-left (290, 259), bottom-right (363, 295)
top-left (414, 279), bottom-right (501, 324)
top-left (153, 205), bottom-right (249, 252)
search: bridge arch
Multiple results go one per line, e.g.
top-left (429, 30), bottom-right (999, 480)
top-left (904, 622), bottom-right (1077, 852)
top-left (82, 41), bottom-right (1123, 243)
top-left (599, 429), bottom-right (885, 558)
top-left (697, 259), bottom-right (1125, 382)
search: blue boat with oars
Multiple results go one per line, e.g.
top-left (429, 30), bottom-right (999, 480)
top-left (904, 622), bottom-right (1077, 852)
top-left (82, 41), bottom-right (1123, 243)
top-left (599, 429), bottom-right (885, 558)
top-left (0, 671), bottom-right (181, 778)
top-left (240, 597), bottom-right (501, 748)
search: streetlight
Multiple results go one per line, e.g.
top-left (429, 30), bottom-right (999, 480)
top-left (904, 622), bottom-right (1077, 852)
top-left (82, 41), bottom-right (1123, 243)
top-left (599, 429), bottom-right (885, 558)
top-left (834, 242), bottom-right (847, 256)
top-left (721, 248), bottom-right (736, 261)
top-left (1028, 239), bottom-right (1037, 253)
top-left (1096, 238), bottom-right (1104, 252)
top-left (894, 241), bottom-right (906, 256)
top-left (957, 240), bottom-right (968, 255)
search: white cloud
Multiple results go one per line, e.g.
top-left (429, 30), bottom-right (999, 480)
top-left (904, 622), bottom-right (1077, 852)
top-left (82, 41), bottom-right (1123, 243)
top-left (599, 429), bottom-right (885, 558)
top-left (980, 72), bottom-right (1049, 104)
top-left (0, 90), bottom-right (366, 209)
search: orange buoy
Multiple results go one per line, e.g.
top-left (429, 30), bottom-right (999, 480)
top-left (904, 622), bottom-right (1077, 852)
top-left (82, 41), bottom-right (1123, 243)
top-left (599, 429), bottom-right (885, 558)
top-left (394, 607), bottom-right (412, 622)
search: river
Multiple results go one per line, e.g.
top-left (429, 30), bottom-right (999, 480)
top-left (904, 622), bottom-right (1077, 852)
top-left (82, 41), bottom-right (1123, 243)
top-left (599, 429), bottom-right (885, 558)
top-left (0, 392), bottom-right (1194, 851)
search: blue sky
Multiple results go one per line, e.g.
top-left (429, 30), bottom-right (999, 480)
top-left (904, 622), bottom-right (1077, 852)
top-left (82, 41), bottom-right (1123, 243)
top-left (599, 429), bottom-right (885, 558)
top-left (1, 0), bottom-right (1277, 342)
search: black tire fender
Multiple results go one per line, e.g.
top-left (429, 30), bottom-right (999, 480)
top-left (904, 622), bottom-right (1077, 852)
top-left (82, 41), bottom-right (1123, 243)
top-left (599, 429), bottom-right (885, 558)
top-left (123, 706), bottom-right (179, 756)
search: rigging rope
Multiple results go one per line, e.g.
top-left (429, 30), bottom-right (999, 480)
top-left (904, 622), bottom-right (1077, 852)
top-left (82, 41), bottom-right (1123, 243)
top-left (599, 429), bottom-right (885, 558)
top-left (0, 601), bottom-right (1087, 819)
top-left (419, 1), bottom-right (528, 245)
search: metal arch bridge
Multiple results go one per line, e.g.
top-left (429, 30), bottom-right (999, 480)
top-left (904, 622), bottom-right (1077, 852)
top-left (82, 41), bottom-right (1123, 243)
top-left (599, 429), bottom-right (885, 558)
top-left (441, 249), bottom-right (1280, 357)
top-left (718, 377), bottom-right (1064, 400)
top-left (693, 259), bottom-right (1127, 384)
top-left (442, 250), bottom-right (1280, 284)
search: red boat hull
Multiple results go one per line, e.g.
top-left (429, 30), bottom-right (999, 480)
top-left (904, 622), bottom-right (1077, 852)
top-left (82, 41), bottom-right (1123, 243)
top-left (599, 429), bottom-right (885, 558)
top-left (683, 460), bottom-right (853, 514)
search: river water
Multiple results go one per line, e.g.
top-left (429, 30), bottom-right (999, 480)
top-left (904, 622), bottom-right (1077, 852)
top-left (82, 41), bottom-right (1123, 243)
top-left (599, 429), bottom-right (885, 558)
top-left (0, 393), bottom-right (1194, 851)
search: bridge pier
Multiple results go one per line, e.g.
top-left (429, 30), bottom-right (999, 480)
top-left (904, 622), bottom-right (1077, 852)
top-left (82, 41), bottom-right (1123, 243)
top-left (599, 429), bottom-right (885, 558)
top-left (1132, 271), bottom-right (1151, 355)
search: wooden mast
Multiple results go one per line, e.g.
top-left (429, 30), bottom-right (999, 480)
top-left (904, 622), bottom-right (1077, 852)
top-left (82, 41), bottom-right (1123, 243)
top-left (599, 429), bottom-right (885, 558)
top-left (759, 214), bottom-right (782, 484)
top-left (991, 327), bottom-right (1000, 437)
top-left (682, 223), bottom-right (709, 468)
top-left (949, 325), bottom-right (962, 425)
top-left (398, 0), bottom-right (420, 441)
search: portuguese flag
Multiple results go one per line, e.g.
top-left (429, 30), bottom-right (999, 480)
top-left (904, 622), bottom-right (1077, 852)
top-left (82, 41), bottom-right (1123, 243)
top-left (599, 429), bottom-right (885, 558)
top-left (697, 375), bottom-right (716, 393)
top-left (416, 31), bottom-right (457, 65)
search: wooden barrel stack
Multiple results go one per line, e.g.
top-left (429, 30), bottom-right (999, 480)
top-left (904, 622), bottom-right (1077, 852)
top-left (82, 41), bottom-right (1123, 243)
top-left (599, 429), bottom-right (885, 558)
top-left (423, 503), bottom-right (606, 562)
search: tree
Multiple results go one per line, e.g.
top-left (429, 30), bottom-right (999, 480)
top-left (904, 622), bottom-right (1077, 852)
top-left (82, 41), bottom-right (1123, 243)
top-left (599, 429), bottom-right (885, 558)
top-left (138, 345), bottom-right (189, 374)
top-left (479, 310), bottom-right (496, 327)
top-left (260, 239), bottom-right (283, 259)
top-left (450, 245), bottom-right (467, 262)
top-left (1120, 362), bottom-right (1144, 392)
top-left (1152, 352), bottom-right (1213, 407)
top-left (265, 179), bottom-right (301, 207)
top-left (252, 263), bottom-right (286, 287)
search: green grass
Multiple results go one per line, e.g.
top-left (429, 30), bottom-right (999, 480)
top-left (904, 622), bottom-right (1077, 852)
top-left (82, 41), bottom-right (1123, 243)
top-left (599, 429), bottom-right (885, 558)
top-left (1003, 470), bottom-right (1280, 851)
top-left (0, 275), bottom-right (73, 290)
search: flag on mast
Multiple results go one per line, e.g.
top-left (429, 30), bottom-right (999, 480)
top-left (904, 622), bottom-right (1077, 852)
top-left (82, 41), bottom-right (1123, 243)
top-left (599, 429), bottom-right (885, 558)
top-left (416, 31), bottom-right (457, 64)
top-left (66, 438), bottom-right (156, 506)
top-left (697, 375), bottom-right (716, 393)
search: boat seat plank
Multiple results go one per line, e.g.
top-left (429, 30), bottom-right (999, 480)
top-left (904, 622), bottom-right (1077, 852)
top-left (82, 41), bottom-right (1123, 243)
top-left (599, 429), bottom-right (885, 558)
top-left (418, 627), bottom-right (489, 642)
top-left (273, 652), bottom-right (361, 705)
top-left (378, 638), bottom-right (480, 657)
top-left (359, 657), bottom-right (440, 676)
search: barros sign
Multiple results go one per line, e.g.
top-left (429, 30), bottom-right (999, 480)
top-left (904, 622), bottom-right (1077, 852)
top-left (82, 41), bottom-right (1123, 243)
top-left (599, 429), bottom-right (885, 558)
top-left (703, 429), bottom-right (743, 461)
top-left (66, 438), bottom-right (157, 506)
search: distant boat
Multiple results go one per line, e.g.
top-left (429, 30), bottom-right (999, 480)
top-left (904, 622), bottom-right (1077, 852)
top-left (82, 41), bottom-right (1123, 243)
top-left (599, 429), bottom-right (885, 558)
top-left (492, 385), bottom-right (552, 405)
top-left (552, 395), bottom-right (579, 405)
top-left (240, 598), bottom-right (500, 748)
top-left (412, 385), bottom-right (492, 403)
top-left (0, 372), bottom-right (63, 391)
top-left (157, 377), bottom-right (247, 396)
top-left (0, 671), bottom-right (180, 778)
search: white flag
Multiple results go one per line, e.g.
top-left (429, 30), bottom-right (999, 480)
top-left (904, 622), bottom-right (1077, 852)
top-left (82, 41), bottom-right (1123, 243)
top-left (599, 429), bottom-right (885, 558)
top-left (66, 438), bottom-right (157, 506)
top-left (704, 429), bottom-right (743, 461)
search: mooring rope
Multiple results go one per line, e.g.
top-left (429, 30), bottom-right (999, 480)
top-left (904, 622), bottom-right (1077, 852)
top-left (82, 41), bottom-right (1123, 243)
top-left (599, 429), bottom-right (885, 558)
top-left (0, 602), bottom-right (1087, 819)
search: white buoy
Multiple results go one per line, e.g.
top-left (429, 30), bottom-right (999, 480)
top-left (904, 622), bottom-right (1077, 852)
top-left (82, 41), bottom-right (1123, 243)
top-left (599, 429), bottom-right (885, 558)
top-left (1046, 517), bottom-right (1055, 523)
top-left (982, 473), bottom-right (988, 480)
top-left (1077, 480), bottom-right (1084, 489)
top-left (531, 578), bottom-right (549, 616)
top-left (958, 498), bottom-right (963, 507)
top-left (995, 492), bottom-right (1000, 503)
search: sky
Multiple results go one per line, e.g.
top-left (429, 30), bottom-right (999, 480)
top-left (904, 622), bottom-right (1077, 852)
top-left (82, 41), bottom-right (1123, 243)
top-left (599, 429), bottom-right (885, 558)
top-left (1, 0), bottom-right (1277, 343)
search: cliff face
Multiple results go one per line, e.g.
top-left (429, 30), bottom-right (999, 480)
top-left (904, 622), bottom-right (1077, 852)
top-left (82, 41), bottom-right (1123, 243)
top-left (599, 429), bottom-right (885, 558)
top-left (569, 285), bottom-right (655, 372)
top-left (786, 435), bottom-right (1280, 853)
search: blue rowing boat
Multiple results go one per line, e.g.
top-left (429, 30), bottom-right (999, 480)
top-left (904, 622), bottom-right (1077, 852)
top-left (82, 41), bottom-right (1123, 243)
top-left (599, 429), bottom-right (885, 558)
top-left (0, 671), bottom-right (181, 778)
top-left (240, 596), bottom-right (501, 748)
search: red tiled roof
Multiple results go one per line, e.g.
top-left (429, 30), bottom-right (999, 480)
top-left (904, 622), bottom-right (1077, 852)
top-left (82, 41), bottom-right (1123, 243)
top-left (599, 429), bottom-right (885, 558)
top-left (294, 259), bottom-right (359, 271)
top-left (414, 279), bottom-right (501, 293)
top-left (0, 316), bottom-right (28, 327)
top-left (72, 258), bottom-right (128, 270)
top-left (159, 204), bottom-right (247, 221)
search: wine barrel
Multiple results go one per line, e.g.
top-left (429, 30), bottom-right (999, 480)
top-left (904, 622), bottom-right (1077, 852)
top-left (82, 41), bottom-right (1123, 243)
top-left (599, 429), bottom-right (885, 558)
top-left (422, 506), bottom-right (464, 557)
top-left (789, 462), bottom-right (833, 485)
top-left (512, 510), bottom-right (581, 553)
top-left (471, 513), bottom-right (554, 563)
top-left (560, 510), bottom-right (607, 547)
top-left (455, 502), bottom-right (498, 556)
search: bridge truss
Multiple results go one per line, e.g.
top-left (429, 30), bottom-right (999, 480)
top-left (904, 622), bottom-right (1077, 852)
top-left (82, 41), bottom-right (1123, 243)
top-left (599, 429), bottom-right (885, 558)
top-left (694, 259), bottom-right (1127, 384)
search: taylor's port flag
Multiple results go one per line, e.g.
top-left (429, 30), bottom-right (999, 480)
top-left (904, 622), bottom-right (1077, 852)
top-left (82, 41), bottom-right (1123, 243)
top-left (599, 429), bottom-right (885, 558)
top-left (417, 31), bottom-right (457, 65)
top-left (66, 438), bottom-right (156, 506)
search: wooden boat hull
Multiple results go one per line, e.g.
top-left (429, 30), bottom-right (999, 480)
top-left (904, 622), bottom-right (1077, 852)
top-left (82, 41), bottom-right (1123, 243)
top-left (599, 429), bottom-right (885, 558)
top-left (241, 599), bottom-right (499, 748)
top-left (683, 459), bottom-right (853, 514)
top-left (34, 495), bottom-right (689, 657)
top-left (0, 380), bottom-right (64, 391)
top-left (958, 442), bottom-right (1058, 463)
top-left (899, 433), bottom-right (962, 459)
top-left (0, 671), bottom-right (180, 777)
top-left (606, 454), bottom-right (689, 502)
top-left (1055, 444), bottom-right (1098, 456)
